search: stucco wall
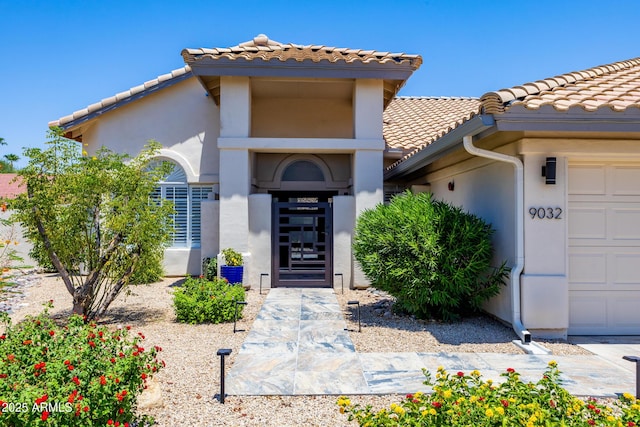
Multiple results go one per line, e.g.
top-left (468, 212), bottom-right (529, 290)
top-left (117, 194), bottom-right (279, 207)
top-left (83, 77), bottom-right (220, 183)
top-left (82, 77), bottom-right (221, 275)
top-left (252, 98), bottom-right (353, 138)
top-left (424, 156), bottom-right (517, 324)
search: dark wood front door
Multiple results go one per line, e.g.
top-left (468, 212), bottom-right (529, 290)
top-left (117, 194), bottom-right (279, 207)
top-left (272, 194), bottom-right (333, 287)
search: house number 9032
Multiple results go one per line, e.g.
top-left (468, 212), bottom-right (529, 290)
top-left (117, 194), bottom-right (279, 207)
top-left (529, 207), bottom-right (562, 220)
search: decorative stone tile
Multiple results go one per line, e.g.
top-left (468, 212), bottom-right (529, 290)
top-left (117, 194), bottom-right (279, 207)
top-left (363, 370), bottom-right (431, 394)
top-left (359, 353), bottom-right (424, 372)
top-left (294, 370), bottom-right (369, 395)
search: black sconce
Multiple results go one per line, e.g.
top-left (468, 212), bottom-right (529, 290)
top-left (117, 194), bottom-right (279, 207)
top-left (541, 157), bottom-right (556, 185)
top-left (447, 181), bottom-right (455, 191)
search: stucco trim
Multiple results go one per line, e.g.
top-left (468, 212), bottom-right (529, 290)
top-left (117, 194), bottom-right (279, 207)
top-left (154, 149), bottom-right (198, 183)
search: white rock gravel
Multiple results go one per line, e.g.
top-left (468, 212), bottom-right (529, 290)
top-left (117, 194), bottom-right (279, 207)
top-left (2, 273), bottom-right (592, 426)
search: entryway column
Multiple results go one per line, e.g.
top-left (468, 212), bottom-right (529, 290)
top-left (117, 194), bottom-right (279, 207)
top-left (353, 149), bottom-right (384, 288)
top-left (218, 76), bottom-right (251, 264)
top-left (352, 79), bottom-right (385, 288)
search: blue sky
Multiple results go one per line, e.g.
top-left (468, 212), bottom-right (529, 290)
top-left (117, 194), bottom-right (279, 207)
top-left (2, 0), bottom-right (639, 168)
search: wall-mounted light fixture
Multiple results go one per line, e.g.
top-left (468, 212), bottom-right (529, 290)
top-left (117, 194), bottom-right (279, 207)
top-left (541, 157), bottom-right (557, 185)
top-left (448, 181), bottom-right (455, 191)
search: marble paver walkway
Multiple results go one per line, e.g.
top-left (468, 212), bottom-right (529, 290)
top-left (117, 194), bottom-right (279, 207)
top-left (226, 289), bottom-right (636, 397)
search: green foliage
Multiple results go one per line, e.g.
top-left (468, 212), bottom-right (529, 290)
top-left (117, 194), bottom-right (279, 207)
top-left (0, 306), bottom-right (163, 426)
top-left (0, 137), bottom-right (18, 173)
top-left (339, 362), bottom-right (640, 426)
top-left (173, 277), bottom-right (245, 324)
top-left (221, 248), bottom-right (243, 266)
top-left (353, 191), bottom-right (509, 321)
top-left (202, 257), bottom-right (217, 281)
top-left (12, 128), bottom-right (173, 319)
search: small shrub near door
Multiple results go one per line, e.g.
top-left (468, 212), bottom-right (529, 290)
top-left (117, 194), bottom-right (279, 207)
top-left (353, 191), bottom-right (509, 321)
top-left (173, 277), bottom-right (245, 324)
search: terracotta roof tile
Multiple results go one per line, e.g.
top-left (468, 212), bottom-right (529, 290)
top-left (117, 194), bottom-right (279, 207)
top-left (481, 57), bottom-right (640, 114)
top-left (383, 97), bottom-right (481, 153)
top-left (49, 66), bottom-right (192, 128)
top-left (182, 34), bottom-right (422, 69)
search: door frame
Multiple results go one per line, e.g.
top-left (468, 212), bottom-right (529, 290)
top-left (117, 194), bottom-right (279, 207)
top-left (271, 192), bottom-right (335, 288)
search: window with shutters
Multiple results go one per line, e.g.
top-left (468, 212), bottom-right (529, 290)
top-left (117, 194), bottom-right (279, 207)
top-left (151, 161), bottom-right (213, 248)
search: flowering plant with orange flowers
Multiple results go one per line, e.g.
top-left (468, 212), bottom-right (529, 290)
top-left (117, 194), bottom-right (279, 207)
top-left (0, 303), bottom-right (163, 426)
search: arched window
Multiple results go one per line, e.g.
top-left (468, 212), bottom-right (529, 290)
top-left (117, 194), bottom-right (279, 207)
top-left (282, 160), bottom-right (325, 182)
top-left (152, 160), bottom-right (213, 248)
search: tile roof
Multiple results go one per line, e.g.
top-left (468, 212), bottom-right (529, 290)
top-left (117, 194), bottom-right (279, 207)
top-left (182, 34), bottom-right (422, 68)
top-left (49, 66), bottom-right (192, 129)
top-left (0, 174), bottom-right (25, 199)
top-left (481, 57), bottom-right (640, 114)
top-left (383, 96), bottom-right (481, 153)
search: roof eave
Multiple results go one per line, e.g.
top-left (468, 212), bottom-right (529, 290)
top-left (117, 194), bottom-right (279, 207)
top-left (384, 114), bottom-right (496, 180)
top-left (50, 70), bottom-right (193, 132)
top-left (188, 57), bottom-right (418, 81)
top-left (494, 108), bottom-right (640, 133)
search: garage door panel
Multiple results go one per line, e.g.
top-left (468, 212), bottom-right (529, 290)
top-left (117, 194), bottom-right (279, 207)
top-left (569, 294), bottom-right (607, 328)
top-left (568, 252), bottom-right (607, 284)
top-left (611, 297), bottom-right (640, 328)
top-left (568, 207), bottom-right (606, 240)
top-left (612, 252), bottom-right (640, 285)
top-left (612, 166), bottom-right (640, 196)
top-left (568, 165), bottom-right (606, 195)
top-left (612, 208), bottom-right (640, 240)
top-left (568, 162), bottom-right (640, 334)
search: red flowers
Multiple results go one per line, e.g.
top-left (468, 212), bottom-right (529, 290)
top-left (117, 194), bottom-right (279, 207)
top-left (7, 354), bottom-right (15, 362)
top-left (41, 411), bottom-right (49, 421)
top-left (140, 373), bottom-right (147, 380)
top-left (432, 401), bottom-right (442, 408)
top-left (100, 375), bottom-right (107, 386)
top-left (49, 330), bottom-right (55, 336)
top-left (506, 368), bottom-right (515, 373)
top-left (116, 390), bottom-right (128, 402)
top-left (88, 341), bottom-right (96, 348)
top-left (22, 340), bottom-right (32, 345)
top-left (68, 390), bottom-right (78, 403)
top-left (457, 371), bottom-right (464, 377)
top-left (33, 361), bottom-right (46, 376)
top-left (35, 394), bottom-right (48, 405)
top-left (72, 376), bottom-right (80, 386)
top-left (500, 399), bottom-right (509, 408)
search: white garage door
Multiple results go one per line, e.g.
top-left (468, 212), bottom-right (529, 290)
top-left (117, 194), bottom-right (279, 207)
top-left (568, 162), bottom-right (640, 335)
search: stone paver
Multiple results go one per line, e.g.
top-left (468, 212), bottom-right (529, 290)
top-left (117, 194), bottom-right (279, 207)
top-left (227, 289), bottom-right (637, 397)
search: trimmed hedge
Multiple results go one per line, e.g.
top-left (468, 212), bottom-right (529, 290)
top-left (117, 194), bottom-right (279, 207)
top-left (353, 191), bottom-right (508, 321)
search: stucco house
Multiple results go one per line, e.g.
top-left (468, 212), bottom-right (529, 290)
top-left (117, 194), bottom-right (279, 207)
top-left (49, 35), bottom-right (422, 291)
top-left (49, 35), bottom-right (640, 339)
top-left (385, 57), bottom-right (640, 339)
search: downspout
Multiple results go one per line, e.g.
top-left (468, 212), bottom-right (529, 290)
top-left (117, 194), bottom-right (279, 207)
top-left (462, 135), bottom-right (532, 344)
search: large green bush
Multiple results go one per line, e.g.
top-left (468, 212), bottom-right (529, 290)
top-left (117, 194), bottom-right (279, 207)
top-left (353, 191), bottom-right (508, 321)
top-left (338, 362), bottom-right (640, 426)
top-left (0, 306), bottom-right (162, 426)
top-left (173, 277), bottom-right (245, 324)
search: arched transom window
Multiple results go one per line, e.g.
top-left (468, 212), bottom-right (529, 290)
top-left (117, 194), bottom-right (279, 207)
top-left (281, 160), bottom-right (325, 182)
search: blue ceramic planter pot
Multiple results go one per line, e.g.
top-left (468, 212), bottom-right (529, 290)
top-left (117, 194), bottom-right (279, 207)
top-left (220, 265), bottom-right (243, 284)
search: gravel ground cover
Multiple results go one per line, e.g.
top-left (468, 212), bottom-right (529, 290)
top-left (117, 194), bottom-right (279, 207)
top-left (3, 273), bottom-right (592, 426)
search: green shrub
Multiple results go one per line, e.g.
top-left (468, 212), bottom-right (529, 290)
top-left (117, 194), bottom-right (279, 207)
top-left (353, 191), bottom-right (509, 321)
top-left (173, 277), bottom-right (245, 324)
top-left (0, 306), bottom-right (162, 426)
top-left (339, 362), bottom-right (640, 426)
top-left (221, 248), bottom-right (242, 266)
top-left (202, 257), bottom-right (217, 281)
